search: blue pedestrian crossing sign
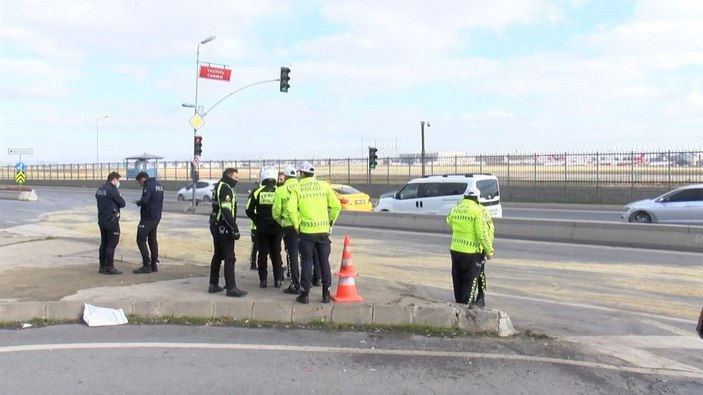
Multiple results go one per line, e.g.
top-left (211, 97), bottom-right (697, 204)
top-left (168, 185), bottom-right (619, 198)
top-left (15, 162), bottom-right (25, 172)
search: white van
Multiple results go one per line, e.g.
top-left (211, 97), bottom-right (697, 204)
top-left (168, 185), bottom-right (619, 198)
top-left (374, 174), bottom-right (502, 217)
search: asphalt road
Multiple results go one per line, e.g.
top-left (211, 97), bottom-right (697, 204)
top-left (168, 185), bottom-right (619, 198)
top-left (1, 186), bottom-right (702, 393)
top-left (1, 325), bottom-right (701, 394)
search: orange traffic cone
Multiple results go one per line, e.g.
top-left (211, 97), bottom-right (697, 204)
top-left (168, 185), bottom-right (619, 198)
top-left (332, 235), bottom-right (363, 303)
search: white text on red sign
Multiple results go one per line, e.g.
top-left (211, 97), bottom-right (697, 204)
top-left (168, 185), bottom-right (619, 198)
top-left (199, 65), bottom-right (232, 81)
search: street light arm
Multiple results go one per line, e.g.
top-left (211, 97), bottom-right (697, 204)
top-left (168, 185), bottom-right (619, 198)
top-left (202, 79), bottom-right (280, 117)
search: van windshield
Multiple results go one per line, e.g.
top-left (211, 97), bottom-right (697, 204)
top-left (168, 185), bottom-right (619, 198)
top-left (476, 179), bottom-right (500, 199)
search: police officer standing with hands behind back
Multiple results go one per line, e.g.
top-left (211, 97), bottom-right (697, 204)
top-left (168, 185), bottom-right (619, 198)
top-left (446, 187), bottom-right (493, 307)
top-left (208, 168), bottom-right (247, 297)
top-left (133, 171), bottom-right (164, 274)
top-left (286, 161), bottom-right (341, 304)
top-left (95, 171), bottom-right (126, 275)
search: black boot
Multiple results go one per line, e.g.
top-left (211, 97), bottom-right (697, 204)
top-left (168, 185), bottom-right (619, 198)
top-left (474, 294), bottom-right (485, 308)
top-left (151, 260), bottom-right (159, 273)
top-left (259, 280), bottom-right (267, 288)
top-left (283, 284), bottom-right (300, 294)
top-left (226, 286), bottom-right (248, 297)
top-left (322, 287), bottom-right (331, 304)
top-left (133, 265), bottom-right (152, 274)
top-left (296, 291), bottom-right (309, 304)
top-left (208, 284), bottom-right (224, 293)
top-left (103, 266), bottom-right (122, 275)
top-left (274, 278), bottom-right (283, 288)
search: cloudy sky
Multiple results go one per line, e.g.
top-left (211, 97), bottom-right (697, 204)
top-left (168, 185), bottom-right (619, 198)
top-left (2, 0), bottom-right (703, 164)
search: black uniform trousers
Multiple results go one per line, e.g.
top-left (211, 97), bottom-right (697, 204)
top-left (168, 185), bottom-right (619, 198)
top-left (249, 230), bottom-right (258, 269)
top-left (281, 226), bottom-right (300, 288)
top-left (209, 223), bottom-right (236, 289)
top-left (299, 233), bottom-right (331, 293)
top-left (98, 220), bottom-right (120, 269)
top-left (136, 218), bottom-right (160, 266)
top-left (257, 231), bottom-right (283, 283)
top-left (450, 250), bottom-right (483, 305)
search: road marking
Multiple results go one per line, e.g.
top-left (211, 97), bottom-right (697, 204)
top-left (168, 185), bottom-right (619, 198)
top-left (0, 341), bottom-right (702, 379)
top-left (492, 291), bottom-right (697, 324)
top-left (641, 318), bottom-right (698, 337)
top-left (563, 335), bottom-right (703, 373)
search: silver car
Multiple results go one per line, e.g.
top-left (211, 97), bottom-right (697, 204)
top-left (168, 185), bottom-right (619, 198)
top-left (176, 179), bottom-right (218, 202)
top-left (621, 184), bottom-right (703, 224)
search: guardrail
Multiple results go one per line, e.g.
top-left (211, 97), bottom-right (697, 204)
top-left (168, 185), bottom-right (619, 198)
top-left (162, 202), bottom-right (703, 253)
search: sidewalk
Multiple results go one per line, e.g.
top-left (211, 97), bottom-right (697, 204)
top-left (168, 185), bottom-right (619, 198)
top-left (0, 230), bottom-right (514, 336)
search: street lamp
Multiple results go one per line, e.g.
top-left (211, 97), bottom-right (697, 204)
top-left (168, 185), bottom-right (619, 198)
top-left (96, 115), bottom-right (109, 164)
top-left (421, 121), bottom-right (430, 176)
top-left (189, 35), bottom-right (216, 211)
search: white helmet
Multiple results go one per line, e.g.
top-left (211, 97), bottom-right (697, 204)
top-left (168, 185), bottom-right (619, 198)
top-left (259, 166), bottom-right (278, 183)
top-left (465, 187), bottom-right (481, 198)
top-left (283, 165), bottom-right (297, 177)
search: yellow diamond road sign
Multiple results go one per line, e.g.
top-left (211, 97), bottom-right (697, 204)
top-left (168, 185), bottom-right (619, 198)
top-left (189, 114), bottom-right (205, 130)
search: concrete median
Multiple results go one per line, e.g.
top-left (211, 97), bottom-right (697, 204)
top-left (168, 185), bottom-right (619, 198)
top-left (0, 186), bottom-right (38, 202)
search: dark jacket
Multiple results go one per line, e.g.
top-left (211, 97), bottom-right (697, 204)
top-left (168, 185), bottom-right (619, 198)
top-left (136, 177), bottom-right (164, 220)
top-left (210, 176), bottom-right (239, 233)
top-left (246, 181), bottom-right (281, 235)
top-left (96, 181), bottom-right (126, 223)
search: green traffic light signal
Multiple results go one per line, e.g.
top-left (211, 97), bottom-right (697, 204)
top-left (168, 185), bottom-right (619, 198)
top-left (369, 147), bottom-right (378, 169)
top-left (280, 67), bottom-right (291, 92)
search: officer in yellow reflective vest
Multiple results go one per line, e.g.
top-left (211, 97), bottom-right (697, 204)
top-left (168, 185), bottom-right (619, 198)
top-left (476, 199), bottom-right (494, 308)
top-left (208, 168), bottom-right (247, 297)
top-left (246, 166), bottom-right (284, 288)
top-left (286, 161), bottom-right (341, 304)
top-left (272, 165), bottom-right (301, 294)
top-left (446, 187), bottom-right (493, 306)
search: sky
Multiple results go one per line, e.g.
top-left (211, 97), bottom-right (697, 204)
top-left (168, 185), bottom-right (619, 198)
top-left (2, 0), bottom-right (703, 165)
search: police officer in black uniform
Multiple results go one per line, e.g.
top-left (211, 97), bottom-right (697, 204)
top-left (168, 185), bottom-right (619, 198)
top-left (209, 168), bottom-right (247, 297)
top-left (133, 171), bottom-right (165, 274)
top-left (95, 171), bottom-right (126, 275)
top-left (246, 167), bottom-right (284, 288)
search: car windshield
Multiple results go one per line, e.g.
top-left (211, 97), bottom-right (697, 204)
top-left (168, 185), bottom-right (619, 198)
top-left (334, 185), bottom-right (362, 195)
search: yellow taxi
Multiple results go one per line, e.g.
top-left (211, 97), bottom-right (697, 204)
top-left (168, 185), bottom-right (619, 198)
top-left (329, 183), bottom-right (372, 211)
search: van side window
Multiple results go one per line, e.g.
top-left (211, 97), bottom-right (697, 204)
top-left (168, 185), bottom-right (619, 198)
top-left (398, 184), bottom-right (419, 200)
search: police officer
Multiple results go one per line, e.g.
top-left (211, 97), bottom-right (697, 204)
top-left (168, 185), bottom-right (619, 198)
top-left (475, 190), bottom-right (494, 308)
top-left (246, 193), bottom-right (258, 271)
top-left (272, 165), bottom-right (300, 294)
top-left (133, 171), bottom-right (164, 274)
top-left (446, 187), bottom-right (493, 306)
top-left (95, 171), bottom-right (126, 275)
top-left (286, 162), bottom-right (341, 304)
top-left (246, 166), bottom-right (284, 288)
top-left (208, 168), bottom-right (247, 297)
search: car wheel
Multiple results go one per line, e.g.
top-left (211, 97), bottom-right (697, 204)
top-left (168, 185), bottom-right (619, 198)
top-left (630, 211), bottom-right (652, 223)
top-left (202, 196), bottom-right (211, 202)
top-left (177, 195), bottom-right (185, 201)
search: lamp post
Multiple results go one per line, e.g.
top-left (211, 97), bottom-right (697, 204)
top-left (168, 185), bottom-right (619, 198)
top-left (96, 115), bottom-right (109, 165)
top-left (189, 35), bottom-right (216, 211)
top-left (421, 121), bottom-right (430, 176)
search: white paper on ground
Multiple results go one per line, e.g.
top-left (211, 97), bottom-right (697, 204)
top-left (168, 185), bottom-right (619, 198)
top-left (83, 303), bottom-right (128, 327)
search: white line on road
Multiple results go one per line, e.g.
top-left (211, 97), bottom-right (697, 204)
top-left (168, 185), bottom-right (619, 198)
top-left (0, 342), bottom-right (701, 379)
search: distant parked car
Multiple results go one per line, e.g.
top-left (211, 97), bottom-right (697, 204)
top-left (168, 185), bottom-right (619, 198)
top-left (176, 179), bottom-right (218, 202)
top-left (330, 184), bottom-right (372, 211)
top-left (621, 184), bottom-right (703, 224)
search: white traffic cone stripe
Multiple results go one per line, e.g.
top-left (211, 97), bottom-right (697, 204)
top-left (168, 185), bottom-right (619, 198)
top-left (338, 277), bottom-right (356, 286)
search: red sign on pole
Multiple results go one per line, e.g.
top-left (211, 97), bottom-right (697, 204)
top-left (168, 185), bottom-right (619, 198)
top-left (199, 65), bottom-right (232, 81)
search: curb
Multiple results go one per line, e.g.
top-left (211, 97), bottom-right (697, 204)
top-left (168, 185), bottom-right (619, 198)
top-left (0, 300), bottom-right (515, 337)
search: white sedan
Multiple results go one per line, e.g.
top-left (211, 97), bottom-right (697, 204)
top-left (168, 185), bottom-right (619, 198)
top-left (621, 184), bottom-right (703, 224)
top-left (176, 179), bottom-right (218, 202)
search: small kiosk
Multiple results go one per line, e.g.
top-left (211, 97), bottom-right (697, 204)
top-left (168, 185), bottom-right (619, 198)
top-left (124, 153), bottom-right (163, 179)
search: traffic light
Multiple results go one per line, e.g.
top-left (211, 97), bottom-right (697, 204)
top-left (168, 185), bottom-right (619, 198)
top-left (194, 135), bottom-right (203, 156)
top-left (280, 66), bottom-right (291, 92)
top-left (369, 147), bottom-right (378, 169)
top-left (191, 166), bottom-right (200, 182)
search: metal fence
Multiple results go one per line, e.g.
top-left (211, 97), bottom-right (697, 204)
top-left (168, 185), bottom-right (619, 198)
top-left (3, 150), bottom-right (703, 188)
